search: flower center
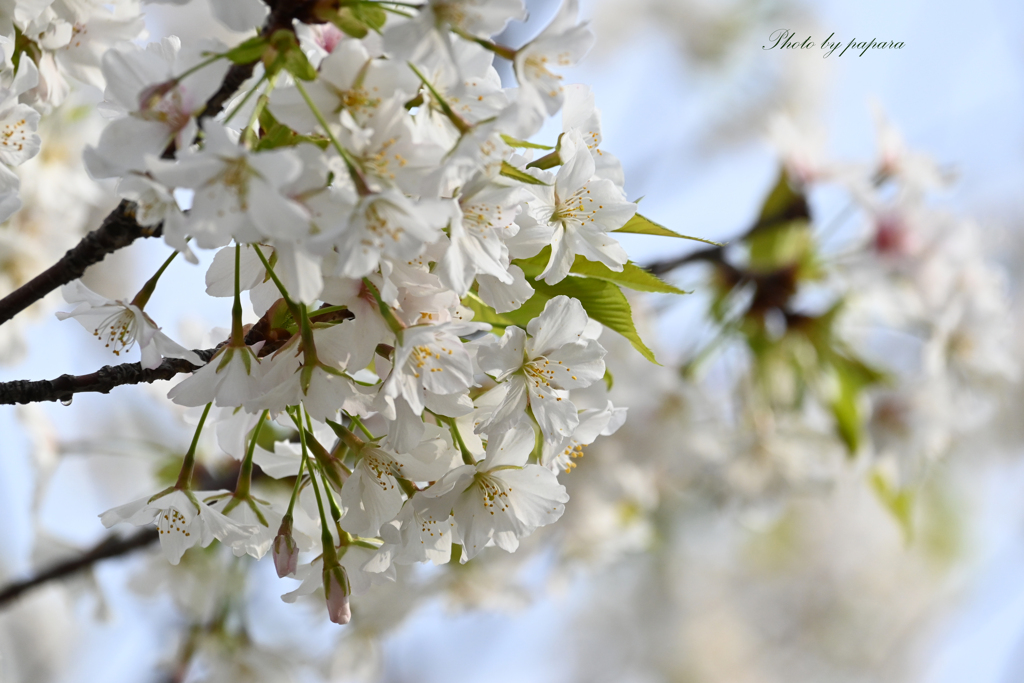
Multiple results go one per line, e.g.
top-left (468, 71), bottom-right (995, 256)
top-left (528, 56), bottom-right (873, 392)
top-left (550, 187), bottom-right (597, 228)
top-left (157, 507), bottom-right (192, 538)
top-left (218, 157), bottom-right (256, 210)
top-left (474, 472), bottom-right (511, 514)
top-left (363, 451), bottom-right (398, 491)
top-left (93, 305), bottom-right (140, 356)
top-left (561, 441), bottom-right (585, 472)
top-left (364, 202), bottom-right (405, 244)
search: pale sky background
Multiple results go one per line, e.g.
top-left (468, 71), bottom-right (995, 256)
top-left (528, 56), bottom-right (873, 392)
top-left (3, 0), bottom-right (1024, 680)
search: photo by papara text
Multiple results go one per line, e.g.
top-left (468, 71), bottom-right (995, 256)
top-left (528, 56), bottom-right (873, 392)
top-left (764, 30), bottom-right (905, 57)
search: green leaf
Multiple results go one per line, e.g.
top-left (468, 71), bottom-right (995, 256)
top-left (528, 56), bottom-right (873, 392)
top-left (514, 248), bottom-right (688, 295)
top-left (500, 134), bottom-right (554, 150)
top-left (256, 108), bottom-right (330, 151)
top-left (531, 277), bottom-right (659, 364)
top-left (499, 161), bottom-right (549, 186)
top-left (329, 8), bottom-right (370, 38)
top-left (461, 292), bottom-right (514, 330)
top-left (468, 254), bottom-right (661, 363)
top-left (756, 169), bottom-right (810, 226)
top-left (827, 354), bottom-right (883, 455)
top-left (466, 278), bottom-right (658, 363)
top-left (870, 471), bottom-right (915, 543)
top-left (351, 3), bottom-right (387, 30)
top-left (224, 36), bottom-right (268, 64)
top-left (615, 214), bottom-right (724, 246)
top-left (569, 259), bottom-right (689, 295)
top-left (266, 30), bottom-right (316, 81)
top-left (603, 368), bottom-right (614, 390)
top-left (746, 220), bottom-right (813, 272)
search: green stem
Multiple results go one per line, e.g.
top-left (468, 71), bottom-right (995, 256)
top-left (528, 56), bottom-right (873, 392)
top-left (348, 414), bottom-right (376, 441)
top-left (320, 469), bottom-right (343, 524)
top-left (230, 244), bottom-right (245, 345)
top-left (242, 75), bottom-right (277, 148)
top-left (293, 78), bottom-right (372, 196)
top-left (451, 27), bottom-right (516, 61)
top-left (447, 417), bottom-right (476, 465)
top-left (285, 441), bottom-right (307, 518)
top-left (176, 52), bottom-right (226, 83)
top-left (361, 277), bottom-right (405, 343)
top-left (175, 402), bottom-right (213, 489)
top-left (407, 62), bottom-right (470, 134)
top-left (233, 410), bottom-right (269, 500)
top-left (251, 244), bottom-right (315, 385)
top-left (251, 244), bottom-right (299, 314)
top-left (223, 72), bottom-right (268, 125)
top-left (296, 404), bottom-right (339, 565)
top-left (129, 251), bottom-right (178, 310)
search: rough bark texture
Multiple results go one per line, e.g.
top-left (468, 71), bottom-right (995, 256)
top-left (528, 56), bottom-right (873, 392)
top-left (0, 201), bottom-right (159, 325)
top-left (0, 349), bottom-right (217, 405)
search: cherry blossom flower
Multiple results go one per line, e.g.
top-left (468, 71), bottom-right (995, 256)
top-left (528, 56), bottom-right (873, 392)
top-left (56, 281), bottom-right (202, 369)
top-left (513, 0), bottom-right (595, 127)
top-left (419, 423), bottom-right (569, 561)
top-left (476, 295), bottom-right (606, 442)
top-left (542, 400), bottom-right (627, 473)
top-left (147, 122), bottom-right (309, 249)
top-left (83, 36), bottom-right (229, 179)
top-left (99, 489), bottom-right (255, 565)
top-left (339, 423), bottom-right (461, 538)
top-left (526, 131), bottom-right (635, 284)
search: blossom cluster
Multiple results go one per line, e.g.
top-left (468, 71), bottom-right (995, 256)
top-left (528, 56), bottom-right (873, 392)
top-left (0, 0), bottom-right (681, 625)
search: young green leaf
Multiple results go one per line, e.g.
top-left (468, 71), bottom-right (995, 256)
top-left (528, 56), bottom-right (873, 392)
top-left (514, 248), bottom-right (689, 295)
top-left (568, 259), bottom-right (689, 295)
top-left (499, 161), bottom-right (549, 186)
top-left (531, 277), bottom-right (659, 364)
top-left (351, 4), bottom-right (387, 31)
top-left (224, 36), bottom-right (269, 64)
top-left (870, 471), bottom-right (915, 543)
top-left (615, 214), bottom-right (724, 246)
top-left (265, 30), bottom-right (317, 81)
top-left (756, 169), bottom-right (810, 226)
top-left (461, 292), bottom-right (513, 331)
top-left (500, 134), bottom-right (554, 150)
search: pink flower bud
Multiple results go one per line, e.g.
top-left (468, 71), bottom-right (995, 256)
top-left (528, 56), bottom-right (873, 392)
top-left (273, 517), bottom-right (299, 578)
top-left (323, 564), bottom-right (351, 625)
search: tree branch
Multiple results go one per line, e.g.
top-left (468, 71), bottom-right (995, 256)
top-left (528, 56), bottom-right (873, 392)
top-left (0, 303), bottom-right (351, 405)
top-left (0, 0), bottom-right (311, 327)
top-left (0, 349), bottom-right (217, 405)
top-left (0, 468), bottom-right (257, 609)
top-left (0, 201), bottom-right (159, 326)
top-left (0, 528), bottom-right (158, 607)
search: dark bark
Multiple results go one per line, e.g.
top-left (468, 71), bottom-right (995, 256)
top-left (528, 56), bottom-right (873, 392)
top-left (0, 528), bottom-right (158, 607)
top-left (0, 201), bottom-right (159, 325)
top-left (0, 349), bottom-right (217, 405)
top-left (0, 467), bottom-right (252, 609)
top-left (0, 0), bottom-right (318, 328)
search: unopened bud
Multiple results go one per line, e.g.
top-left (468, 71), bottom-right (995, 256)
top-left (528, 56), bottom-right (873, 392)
top-left (273, 516), bottom-right (299, 578)
top-left (323, 563), bottom-right (351, 625)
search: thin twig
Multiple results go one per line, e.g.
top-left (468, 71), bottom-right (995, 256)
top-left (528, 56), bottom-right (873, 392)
top-left (0, 468), bottom-right (252, 609)
top-left (0, 528), bottom-right (158, 606)
top-left (0, 0), bottom-right (312, 328)
top-left (0, 301), bottom-right (352, 405)
top-left (0, 201), bottom-right (159, 326)
top-left (0, 349), bottom-right (217, 405)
